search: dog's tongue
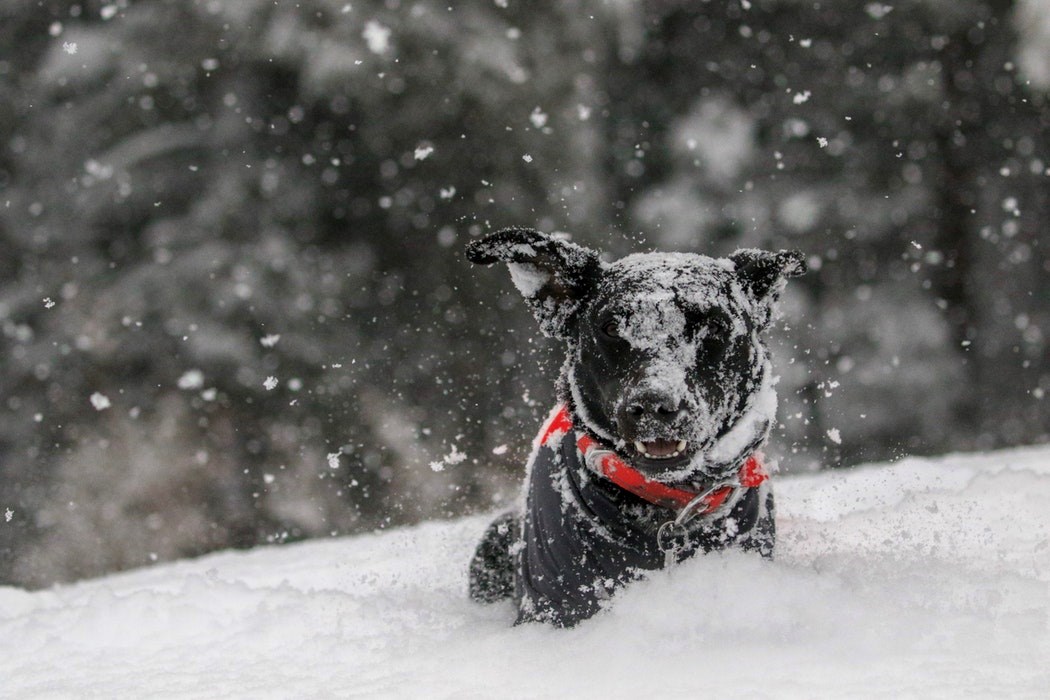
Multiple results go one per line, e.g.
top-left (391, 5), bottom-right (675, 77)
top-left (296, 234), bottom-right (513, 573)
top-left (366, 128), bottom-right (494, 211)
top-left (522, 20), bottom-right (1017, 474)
top-left (642, 439), bottom-right (679, 458)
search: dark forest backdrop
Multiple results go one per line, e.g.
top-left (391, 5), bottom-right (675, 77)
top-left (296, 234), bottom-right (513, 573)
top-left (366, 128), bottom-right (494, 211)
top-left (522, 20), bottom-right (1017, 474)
top-left (1, 0), bottom-right (1047, 588)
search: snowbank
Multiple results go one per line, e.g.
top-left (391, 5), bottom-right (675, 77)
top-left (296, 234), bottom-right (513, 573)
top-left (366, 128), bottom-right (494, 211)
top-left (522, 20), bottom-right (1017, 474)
top-left (2, 445), bottom-right (1049, 698)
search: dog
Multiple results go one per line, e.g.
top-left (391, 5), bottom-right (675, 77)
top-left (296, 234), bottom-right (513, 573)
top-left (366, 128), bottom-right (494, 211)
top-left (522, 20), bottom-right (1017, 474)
top-left (465, 228), bottom-right (805, 626)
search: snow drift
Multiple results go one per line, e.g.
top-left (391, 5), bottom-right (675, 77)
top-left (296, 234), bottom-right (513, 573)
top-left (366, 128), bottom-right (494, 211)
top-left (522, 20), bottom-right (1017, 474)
top-left (2, 445), bottom-right (1049, 698)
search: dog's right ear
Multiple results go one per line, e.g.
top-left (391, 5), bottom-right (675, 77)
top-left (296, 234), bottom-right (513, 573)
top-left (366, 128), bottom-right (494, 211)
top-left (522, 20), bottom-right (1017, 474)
top-left (466, 227), bottom-right (602, 338)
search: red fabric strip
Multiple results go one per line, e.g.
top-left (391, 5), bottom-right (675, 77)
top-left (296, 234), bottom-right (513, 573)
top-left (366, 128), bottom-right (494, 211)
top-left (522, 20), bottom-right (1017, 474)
top-left (538, 405), bottom-right (767, 513)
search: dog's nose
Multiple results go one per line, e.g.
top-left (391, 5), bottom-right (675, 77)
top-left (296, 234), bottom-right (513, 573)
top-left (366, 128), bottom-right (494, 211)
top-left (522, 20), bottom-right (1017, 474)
top-left (623, 391), bottom-right (681, 422)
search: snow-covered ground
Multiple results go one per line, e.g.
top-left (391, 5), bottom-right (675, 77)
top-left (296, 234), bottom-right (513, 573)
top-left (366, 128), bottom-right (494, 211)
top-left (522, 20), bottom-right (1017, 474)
top-left (2, 445), bottom-right (1049, 698)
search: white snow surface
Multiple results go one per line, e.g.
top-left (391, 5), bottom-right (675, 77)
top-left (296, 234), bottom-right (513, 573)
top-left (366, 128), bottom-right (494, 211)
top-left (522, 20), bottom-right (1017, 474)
top-left (3, 445), bottom-right (1050, 698)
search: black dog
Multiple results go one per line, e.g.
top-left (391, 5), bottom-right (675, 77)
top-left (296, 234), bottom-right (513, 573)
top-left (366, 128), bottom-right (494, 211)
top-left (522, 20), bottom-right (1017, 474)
top-left (466, 228), bottom-right (805, 626)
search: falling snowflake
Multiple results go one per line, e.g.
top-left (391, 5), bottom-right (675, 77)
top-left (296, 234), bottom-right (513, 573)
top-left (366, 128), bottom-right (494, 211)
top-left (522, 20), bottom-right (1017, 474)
top-left (62, 42), bottom-right (77, 55)
top-left (439, 186), bottom-right (456, 200)
top-left (363, 20), bottom-right (391, 54)
top-left (827, 428), bottom-right (842, 444)
top-left (89, 392), bottom-right (111, 411)
top-left (264, 376), bottom-right (279, 391)
top-left (43, 297), bottom-right (55, 309)
top-left (817, 137), bottom-right (829, 148)
top-left (529, 107), bottom-right (548, 128)
top-left (865, 3), bottom-right (894, 20)
top-left (431, 444), bottom-right (467, 472)
top-left (260, 334), bottom-right (281, 348)
top-left (414, 144), bottom-right (434, 161)
top-left (4, 509), bottom-right (12, 523)
top-left (177, 369), bottom-right (204, 390)
top-left (492, 444), bottom-right (509, 455)
top-left (522, 154), bottom-right (533, 163)
top-left (327, 452), bottom-right (341, 470)
top-left (793, 90), bottom-right (811, 104)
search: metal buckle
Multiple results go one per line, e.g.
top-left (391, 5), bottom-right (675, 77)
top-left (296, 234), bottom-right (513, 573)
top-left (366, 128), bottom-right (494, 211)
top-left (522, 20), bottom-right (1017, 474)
top-left (675, 483), bottom-right (737, 528)
top-left (658, 481), bottom-right (742, 566)
top-left (582, 448), bottom-right (614, 473)
top-left (656, 520), bottom-right (688, 552)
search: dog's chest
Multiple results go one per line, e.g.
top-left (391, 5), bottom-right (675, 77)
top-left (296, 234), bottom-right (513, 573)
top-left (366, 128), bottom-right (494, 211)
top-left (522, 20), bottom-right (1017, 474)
top-left (515, 427), bottom-right (760, 626)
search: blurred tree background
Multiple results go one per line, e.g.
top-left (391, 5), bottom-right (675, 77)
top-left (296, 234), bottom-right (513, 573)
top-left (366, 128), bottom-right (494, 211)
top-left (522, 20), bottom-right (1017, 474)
top-left (0, 0), bottom-right (1046, 588)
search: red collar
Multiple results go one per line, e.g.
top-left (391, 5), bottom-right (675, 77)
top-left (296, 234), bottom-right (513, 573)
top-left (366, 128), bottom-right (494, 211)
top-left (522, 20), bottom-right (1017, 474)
top-left (539, 404), bottom-right (768, 515)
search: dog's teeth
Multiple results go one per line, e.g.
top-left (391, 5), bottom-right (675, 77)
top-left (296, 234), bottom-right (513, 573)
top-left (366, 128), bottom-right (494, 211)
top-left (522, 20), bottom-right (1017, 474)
top-left (633, 440), bottom-right (689, 459)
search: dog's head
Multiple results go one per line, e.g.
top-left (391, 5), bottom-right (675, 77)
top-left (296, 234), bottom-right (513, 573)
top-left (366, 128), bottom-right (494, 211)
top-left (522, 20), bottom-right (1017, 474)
top-left (467, 228), bottom-right (805, 482)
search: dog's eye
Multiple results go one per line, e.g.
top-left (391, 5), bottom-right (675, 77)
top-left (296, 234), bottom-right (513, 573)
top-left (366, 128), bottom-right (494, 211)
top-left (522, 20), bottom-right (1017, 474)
top-left (705, 333), bottom-right (728, 352)
top-left (692, 315), bottom-right (731, 344)
top-left (701, 326), bottom-right (731, 356)
top-left (690, 323), bottom-right (717, 344)
top-left (602, 321), bottom-right (620, 339)
top-left (689, 320), bottom-right (729, 355)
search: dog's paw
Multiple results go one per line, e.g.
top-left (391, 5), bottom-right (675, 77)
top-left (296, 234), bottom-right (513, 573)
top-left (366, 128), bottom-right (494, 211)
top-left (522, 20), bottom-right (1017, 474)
top-left (468, 512), bottom-right (520, 604)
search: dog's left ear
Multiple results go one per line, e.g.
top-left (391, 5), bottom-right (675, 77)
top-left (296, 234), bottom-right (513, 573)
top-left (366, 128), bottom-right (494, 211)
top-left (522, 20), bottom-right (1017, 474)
top-left (730, 248), bottom-right (807, 324)
top-left (466, 227), bottom-right (602, 338)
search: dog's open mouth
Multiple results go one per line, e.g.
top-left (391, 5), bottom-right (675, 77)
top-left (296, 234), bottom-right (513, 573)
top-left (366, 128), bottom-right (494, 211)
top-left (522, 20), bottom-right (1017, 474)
top-left (633, 439), bottom-right (688, 460)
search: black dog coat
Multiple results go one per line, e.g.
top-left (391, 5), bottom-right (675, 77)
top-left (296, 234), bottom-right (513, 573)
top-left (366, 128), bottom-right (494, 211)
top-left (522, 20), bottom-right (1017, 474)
top-left (508, 405), bottom-right (774, 627)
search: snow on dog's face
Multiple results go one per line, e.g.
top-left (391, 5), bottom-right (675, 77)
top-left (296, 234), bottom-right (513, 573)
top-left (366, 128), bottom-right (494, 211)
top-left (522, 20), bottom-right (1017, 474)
top-left (467, 228), bottom-right (805, 483)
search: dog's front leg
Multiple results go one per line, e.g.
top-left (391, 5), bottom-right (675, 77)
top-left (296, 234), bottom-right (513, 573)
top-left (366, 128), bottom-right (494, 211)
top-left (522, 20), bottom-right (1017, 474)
top-left (468, 511), bottom-right (521, 603)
